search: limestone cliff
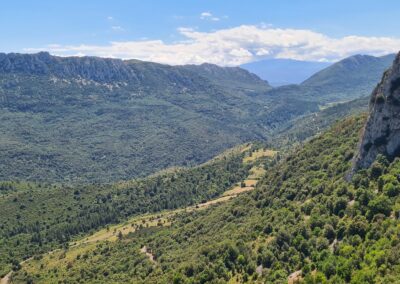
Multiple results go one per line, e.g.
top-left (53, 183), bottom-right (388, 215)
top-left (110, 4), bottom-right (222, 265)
top-left (353, 52), bottom-right (400, 171)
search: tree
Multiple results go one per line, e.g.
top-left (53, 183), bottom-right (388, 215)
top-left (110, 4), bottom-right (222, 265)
top-left (368, 195), bottom-right (391, 218)
top-left (348, 216), bottom-right (368, 238)
top-left (383, 183), bottom-right (399, 197)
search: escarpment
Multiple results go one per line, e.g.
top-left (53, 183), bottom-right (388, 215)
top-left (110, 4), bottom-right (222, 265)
top-left (353, 52), bottom-right (400, 171)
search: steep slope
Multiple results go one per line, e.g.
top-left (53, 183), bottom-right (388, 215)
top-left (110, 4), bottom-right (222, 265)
top-left (0, 52), bottom-right (315, 183)
top-left (14, 56), bottom-right (400, 282)
top-left (0, 52), bottom-right (135, 82)
top-left (6, 54), bottom-right (400, 282)
top-left (354, 52), bottom-right (400, 170)
top-left (15, 114), bottom-right (400, 283)
top-left (302, 54), bottom-right (395, 90)
top-left (179, 63), bottom-right (272, 94)
top-left (274, 96), bottom-right (368, 148)
top-left (263, 54), bottom-right (394, 104)
top-left (1, 52), bottom-right (386, 183)
top-left (241, 58), bottom-right (331, 86)
top-left (0, 145), bottom-right (256, 276)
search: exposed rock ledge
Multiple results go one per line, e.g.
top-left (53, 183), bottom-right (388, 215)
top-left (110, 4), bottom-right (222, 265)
top-left (353, 52), bottom-right (400, 171)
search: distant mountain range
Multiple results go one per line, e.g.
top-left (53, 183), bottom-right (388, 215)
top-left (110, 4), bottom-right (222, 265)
top-left (0, 52), bottom-right (394, 182)
top-left (241, 58), bottom-right (332, 86)
top-left (262, 53), bottom-right (395, 104)
top-left (0, 52), bottom-right (307, 183)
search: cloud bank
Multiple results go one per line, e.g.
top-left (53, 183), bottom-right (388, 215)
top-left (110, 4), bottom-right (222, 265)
top-left (25, 25), bottom-right (400, 66)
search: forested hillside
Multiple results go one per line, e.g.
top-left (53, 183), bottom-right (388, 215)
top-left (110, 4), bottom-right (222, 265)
top-left (2, 1), bottom-right (400, 284)
top-left (14, 115), bottom-right (400, 283)
top-left (0, 52), bottom-right (392, 183)
top-left (14, 55), bottom-right (399, 283)
top-left (0, 146), bottom-right (252, 277)
top-left (0, 52), bottom-right (318, 183)
top-left (273, 96), bottom-right (368, 148)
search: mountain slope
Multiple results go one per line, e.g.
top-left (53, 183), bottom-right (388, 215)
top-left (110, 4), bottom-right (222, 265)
top-left (0, 145), bottom-right (255, 276)
top-left (180, 63), bottom-right (272, 93)
top-left (302, 54), bottom-right (396, 90)
top-left (241, 58), bottom-right (331, 86)
top-left (0, 52), bottom-right (389, 183)
top-left (0, 52), bottom-right (315, 183)
top-left (14, 114), bottom-right (400, 283)
top-left (263, 54), bottom-right (395, 104)
top-left (5, 55), bottom-right (400, 283)
top-left (273, 96), bottom-right (369, 148)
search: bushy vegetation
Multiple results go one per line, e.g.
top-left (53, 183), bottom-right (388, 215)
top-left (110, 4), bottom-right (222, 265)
top-left (0, 149), bottom-right (250, 277)
top-left (15, 115), bottom-right (400, 283)
top-left (274, 96), bottom-right (368, 148)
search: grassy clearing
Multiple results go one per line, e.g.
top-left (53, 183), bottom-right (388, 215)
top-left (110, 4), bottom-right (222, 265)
top-left (247, 165), bottom-right (266, 179)
top-left (243, 148), bottom-right (277, 164)
top-left (224, 165), bottom-right (267, 197)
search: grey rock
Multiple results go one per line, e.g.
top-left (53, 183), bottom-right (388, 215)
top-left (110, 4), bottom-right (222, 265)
top-left (0, 52), bottom-right (137, 83)
top-left (353, 52), bottom-right (400, 171)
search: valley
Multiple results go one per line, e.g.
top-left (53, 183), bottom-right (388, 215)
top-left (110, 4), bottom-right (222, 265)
top-left (3, 2), bottom-right (400, 283)
top-left (0, 52), bottom-right (392, 183)
top-left (11, 111), bottom-right (400, 283)
top-left (1, 51), bottom-right (398, 283)
top-left (3, 91), bottom-right (399, 284)
top-left (1, 52), bottom-right (399, 283)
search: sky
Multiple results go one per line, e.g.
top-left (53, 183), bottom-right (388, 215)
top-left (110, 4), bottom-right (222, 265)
top-left (1, 0), bottom-right (400, 66)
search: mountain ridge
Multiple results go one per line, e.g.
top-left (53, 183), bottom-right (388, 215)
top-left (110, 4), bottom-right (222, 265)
top-left (262, 53), bottom-right (395, 104)
top-left (0, 52), bottom-right (271, 89)
top-left (0, 52), bottom-right (305, 183)
top-left (302, 53), bottom-right (396, 87)
top-left (0, 51), bottom-right (392, 183)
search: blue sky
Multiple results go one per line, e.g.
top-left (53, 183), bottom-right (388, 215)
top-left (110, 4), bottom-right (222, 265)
top-left (1, 0), bottom-right (399, 65)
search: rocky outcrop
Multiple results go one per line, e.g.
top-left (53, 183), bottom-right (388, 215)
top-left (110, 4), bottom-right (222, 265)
top-left (0, 52), bottom-right (138, 83)
top-left (353, 52), bottom-right (400, 170)
top-left (0, 52), bottom-right (271, 90)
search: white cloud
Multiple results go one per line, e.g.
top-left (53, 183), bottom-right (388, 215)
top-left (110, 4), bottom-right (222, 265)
top-left (200, 12), bottom-right (212, 18)
top-left (200, 11), bottom-right (220, 21)
top-left (24, 25), bottom-right (400, 66)
top-left (111, 26), bottom-right (124, 32)
top-left (107, 16), bottom-right (113, 20)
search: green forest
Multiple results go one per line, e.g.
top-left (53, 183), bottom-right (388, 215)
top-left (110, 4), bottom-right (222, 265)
top-left (0, 147), bottom-right (251, 277)
top-left (8, 115), bottom-right (400, 283)
top-left (0, 31), bottom-right (399, 284)
top-left (0, 52), bottom-right (391, 183)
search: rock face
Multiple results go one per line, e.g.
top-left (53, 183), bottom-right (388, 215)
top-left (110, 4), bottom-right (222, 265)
top-left (353, 52), bottom-right (400, 170)
top-left (0, 52), bottom-right (271, 89)
top-left (0, 52), bottom-right (137, 83)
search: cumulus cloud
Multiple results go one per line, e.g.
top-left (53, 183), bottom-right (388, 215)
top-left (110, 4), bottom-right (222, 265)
top-left (24, 25), bottom-right (400, 66)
